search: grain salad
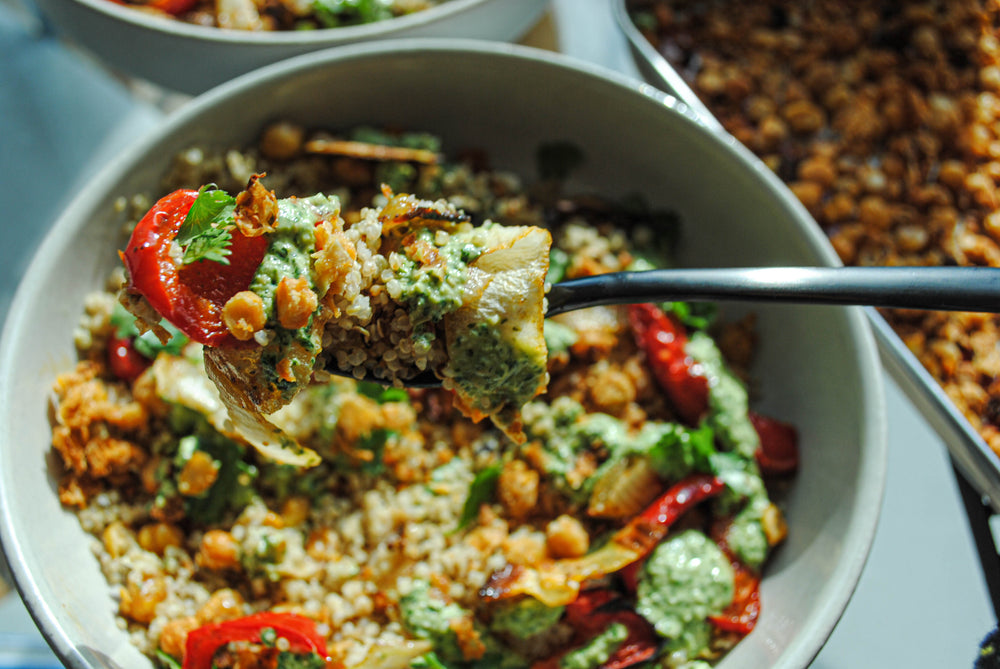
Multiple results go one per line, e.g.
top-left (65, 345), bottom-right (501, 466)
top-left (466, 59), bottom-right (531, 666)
top-left (628, 0), bottom-right (1000, 461)
top-left (109, 0), bottom-right (450, 32)
top-left (50, 123), bottom-right (798, 669)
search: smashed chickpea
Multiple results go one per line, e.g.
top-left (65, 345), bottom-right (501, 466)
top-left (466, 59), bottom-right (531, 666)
top-left (633, 0), bottom-right (1000, 458)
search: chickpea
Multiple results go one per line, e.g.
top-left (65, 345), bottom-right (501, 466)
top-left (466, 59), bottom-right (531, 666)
top-left (586, 364), bottom-right (636, 416)
top-left (197, 588), bottom-right (245, 624)
top-left (783, 99), bottom-right (825, 135)
top-left (177, 450), bottom-right (219, 497)
top-left (102, 521), bottom-right (136, 559)
top-left (259, 121), bottom-right (304, 161)
top-left (158, 616), bottom-right (199, 660)
top-left (821, 192), bottom-right (857, 224)
top-left (140, 456), bottom-right (164, 495)
top-left (261, 510), bottom-right (285, 529)
top-left (275, 276), bottom-right (318, 330)
top-left (858, 196), bottom-right (893, 230)
top-left (497, 459), bottom-right (539, 520)
top-left (137, 522), bottom-right (184, 556)
top-left (797, 156), bottom-right (837, 187)
top-left (119, 576), bottom-right (167, 624)
top-left (503, 530), bottom-right (547, 566)
top-left (757, 115), bottom-right (788, 150)
top-left (197, 530), bottom-right (240, 570)
top-left (788, 181), bottom-right (824, 212)
top-left (281, 496), bottom-right (311, 528)
top-left (222, 291), bottom-right (266, 341)
top-left (545, 515), bottom-right (590, 559)
top-left (966, 172), bottom-right (997, 208)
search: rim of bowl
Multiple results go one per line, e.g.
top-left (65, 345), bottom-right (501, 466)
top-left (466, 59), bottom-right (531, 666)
top-left (66, 0), bottom-right (513, 44)
top-left (0, 38), bottom-right (888, 669)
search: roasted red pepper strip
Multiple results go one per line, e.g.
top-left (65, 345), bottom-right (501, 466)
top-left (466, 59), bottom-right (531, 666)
top-left (708, 517), bottom-right (762, 636)
top-left (146, 0), bottom-right (198, 14)
top-left (182, 611), bottom-right (329, 669)
top-left (750, 411), bottom-right (800, 475)
top-left (708, 559), bottom-right (761, 635)
top-left (120, 189), bottom-right (268, 347)
top-left (617, 474), bottom-right (727, 555)
top-left (106, 334), bottom-right (151, 383)
top-left (628, 303), bottom-right (710, 425)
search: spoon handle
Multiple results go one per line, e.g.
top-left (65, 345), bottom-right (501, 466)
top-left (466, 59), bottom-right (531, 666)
top-left (546, 266), bottom-right (1000, 316)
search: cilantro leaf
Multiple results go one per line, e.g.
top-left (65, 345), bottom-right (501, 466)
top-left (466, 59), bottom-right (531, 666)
top-left (356, 380), bottom-right (410, 404)
top-left (182, 226), bottom-right (233, 265)
top-left (458, 463), bottom-right (502, 529)
top-left (177, 185), bottom-right (235, 244)
top-left (176, 185), bottom-right (236, 265)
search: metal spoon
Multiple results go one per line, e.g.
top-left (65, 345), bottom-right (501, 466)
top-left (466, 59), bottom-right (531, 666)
top-left (329, 265), bottom-right (1000, 387)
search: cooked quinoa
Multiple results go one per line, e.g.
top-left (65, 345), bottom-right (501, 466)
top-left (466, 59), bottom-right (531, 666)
top-left (629, 0), bottom-right (1000, 460)
top-left (50, 122), bottom-right (794, 669)
top-left (112, 0), bottom-right (449, 32)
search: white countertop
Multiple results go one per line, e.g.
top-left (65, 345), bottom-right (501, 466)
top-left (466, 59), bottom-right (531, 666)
top-left (0, 0), bottom-right (995, 667)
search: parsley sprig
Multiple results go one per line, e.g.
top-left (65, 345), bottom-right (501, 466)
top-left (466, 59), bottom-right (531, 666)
top-left (176, 185), bottom-right (236, 265)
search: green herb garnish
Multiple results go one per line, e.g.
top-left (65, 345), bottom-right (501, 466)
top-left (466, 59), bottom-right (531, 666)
top-left (176, 185), bottom-right (236, 265)
top-left (458, 463), bottom-right (502, 529)
top-left (357, 380), bottom-right (410, 404)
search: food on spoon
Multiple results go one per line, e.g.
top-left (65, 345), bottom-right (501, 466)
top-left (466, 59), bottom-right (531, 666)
top-left (118, 176), bottom-right (551, 464)
top-left (51, 122), bottom-right (797, 669)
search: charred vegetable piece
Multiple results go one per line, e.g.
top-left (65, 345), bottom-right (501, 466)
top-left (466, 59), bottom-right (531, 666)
top-left (708, 558), bottom-right (761, 635)
top-left (627, 304), bottom-right (709, 425)
top-left (750, 411), bottom-right (800, 475)
top-left (107, 334), bottom-right (151, 383)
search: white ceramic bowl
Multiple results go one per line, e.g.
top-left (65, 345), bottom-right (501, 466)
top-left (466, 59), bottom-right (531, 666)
top-left (31, 0), bottom-right (549, 95)
top-left (0, 40), bottom-right (886, 669)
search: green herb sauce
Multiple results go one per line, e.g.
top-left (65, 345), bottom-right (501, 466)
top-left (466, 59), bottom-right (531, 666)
top-left (685, 331), bottom-right (759, 460)
top-left (393, 227), bottom-right (483, 326)
top-left (559, 623), bottom-right (628, 669)
top-left (636, 530), bottom-right (734, 659)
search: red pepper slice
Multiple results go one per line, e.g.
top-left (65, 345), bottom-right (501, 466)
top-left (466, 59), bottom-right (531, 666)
top-left (619, 474), bottom-right (727, 556)
top-left (146, 0), bottom-right (198, 14)
top-left (750, 411), bottom-right (800, 475)
top-left (628, 303), bottom-right (710, 425)
top-left (183, 611), bottom-right (329, 669)
top-left (120, 189), bottom-right (269, 347)
top-left (708, 559), bottom-right (761, 635)
top-left (107, 334), bottom-right (151, 383)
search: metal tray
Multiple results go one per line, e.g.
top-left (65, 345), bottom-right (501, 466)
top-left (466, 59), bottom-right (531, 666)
top-left (611, 0), bottom-right (1000, 512)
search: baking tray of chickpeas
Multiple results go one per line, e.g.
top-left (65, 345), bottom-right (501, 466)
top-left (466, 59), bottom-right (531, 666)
top-left (615, 0), bottom-right (1000, 511)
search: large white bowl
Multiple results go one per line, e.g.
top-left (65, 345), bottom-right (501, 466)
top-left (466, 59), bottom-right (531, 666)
top-left (31, 0), bottom-right (549, 95)
top-left (0, 40), bottom-right (887, 669)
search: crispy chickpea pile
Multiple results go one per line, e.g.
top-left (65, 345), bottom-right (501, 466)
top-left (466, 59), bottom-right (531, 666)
top-left (632, 0), bottom-right (1000, 456)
